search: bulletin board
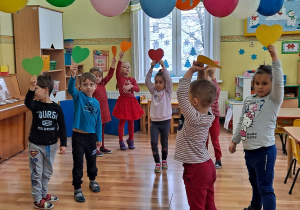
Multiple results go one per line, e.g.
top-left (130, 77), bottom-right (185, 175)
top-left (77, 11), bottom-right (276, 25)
top-left (244, 0), bottom-right (300, 36)
top-left (93, 50), bottom-right (109, 71)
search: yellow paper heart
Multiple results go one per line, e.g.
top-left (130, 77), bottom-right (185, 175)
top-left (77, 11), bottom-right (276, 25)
top-left (197, 55), bottom-right (222, 69)
top-left (255, 24), bottom-right (283, 48)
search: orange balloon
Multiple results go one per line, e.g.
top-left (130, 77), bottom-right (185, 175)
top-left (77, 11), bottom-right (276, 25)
top-left (112, 46), bottom-right (117, 57)
top-left (176, 0), bottom-right (201, 11)
top-left (120, 41), bottom-right (132, 52)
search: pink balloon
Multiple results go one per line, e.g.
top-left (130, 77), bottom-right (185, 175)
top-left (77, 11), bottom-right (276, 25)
top-left (203, 0), bottom-right (239, 18)
top-left (90, 0), bottom-right (130, 17)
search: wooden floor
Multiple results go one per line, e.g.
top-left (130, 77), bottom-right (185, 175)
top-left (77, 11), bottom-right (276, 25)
top-left (0, 126), bottom-right (300, 210)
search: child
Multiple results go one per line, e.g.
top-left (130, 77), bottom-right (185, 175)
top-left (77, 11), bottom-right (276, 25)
top-left (174, 62), bottom-right (217, 209)
top-left (145, 60), bottom-right (172, 173)
top-left (25, 74), bottom-right (67, 209)
top-left (198, 67), bottom-right (223, 169)
top-left (112, 51), bottom-right (144, 150)
top-left (68, 64), bottom-right (102, 202)
top-left (229, 45), bottom-right (283, 210)
top-left (90, 57), bottom-right (116, 157)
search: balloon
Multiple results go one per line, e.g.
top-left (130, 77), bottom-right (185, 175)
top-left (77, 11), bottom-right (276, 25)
top-left (140, 0), bottom-right (176, 19)
top-left (90, 0), bottom-right (130, 17)
top-left (257, 0), bottom-right (284, 16)
top-left (0, 0), bottom-right (28, 13)
top-left (46, 0), bottom-right (75, 7)
top-left (231, 0), bottom-right (260, 19)
top-left (203, 0), bottom-right (239, 18)
top-left (176, 0), bottom-right (201, 11)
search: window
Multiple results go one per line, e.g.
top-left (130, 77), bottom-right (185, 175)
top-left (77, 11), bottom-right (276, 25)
top-left (131, 4), bottom-right (220, 83)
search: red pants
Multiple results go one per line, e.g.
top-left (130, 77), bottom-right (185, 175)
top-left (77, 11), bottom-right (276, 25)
top-left (118, 119), bottom-right (134, 142)
top-left (206, 117), bottom-right (222, 161)
top-left (183, 159), bottom-right (217, 210)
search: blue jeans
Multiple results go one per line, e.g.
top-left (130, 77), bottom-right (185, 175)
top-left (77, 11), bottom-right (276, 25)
top-left (244, 145), bottom-right (277, 210)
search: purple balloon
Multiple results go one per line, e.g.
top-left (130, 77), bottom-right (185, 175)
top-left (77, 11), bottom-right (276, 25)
top-left (203, 0), bottom-right (239, 18)
top-left (257, 0), bottom-right (284, 16)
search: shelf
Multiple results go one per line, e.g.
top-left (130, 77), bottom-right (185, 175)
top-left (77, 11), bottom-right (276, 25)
top-left (43, 69), bottom-right (63, 73)
top-left (65, 64), bottom-right (83, 67)
top-left (284, 97), bottom-right (298, 100)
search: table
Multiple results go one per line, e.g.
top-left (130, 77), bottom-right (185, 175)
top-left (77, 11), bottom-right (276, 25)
top-left (140, 99), bottom-right (179, 134)
top-left (278, 108), bottom-right (300, 177)
top-left (283, 126), bottom-right (300, 178)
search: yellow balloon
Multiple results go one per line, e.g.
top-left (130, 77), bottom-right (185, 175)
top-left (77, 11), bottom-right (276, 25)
top-left (0, 0), bottom-right (28, 13)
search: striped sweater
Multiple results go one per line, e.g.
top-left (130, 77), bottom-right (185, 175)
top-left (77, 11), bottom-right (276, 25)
top-left (174, 78), bottom-right (215, 164)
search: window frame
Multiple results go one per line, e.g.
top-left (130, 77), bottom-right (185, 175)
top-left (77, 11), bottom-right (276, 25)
top-left (130, 6), bottom-right (221, 84)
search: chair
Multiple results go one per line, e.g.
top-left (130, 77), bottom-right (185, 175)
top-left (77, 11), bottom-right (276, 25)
top-left (147, 99), bottom-right (151, 134)
top-left (284, 136), bottom-right (300, 194)
top-left (170, 108), bottom-right (182, 134)
top-left (275, 118), bottom-right (294, 154)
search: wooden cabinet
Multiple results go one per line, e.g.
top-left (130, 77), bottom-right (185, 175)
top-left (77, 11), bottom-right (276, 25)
top-left (282, 84), bottom-right (300, 108)
top-left (65, 64), bottom-right (84, 99)
top-left (13, 5), bottom-right (66, 98)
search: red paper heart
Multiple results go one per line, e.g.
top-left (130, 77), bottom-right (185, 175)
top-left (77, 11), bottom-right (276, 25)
top-left (148, 48), bottom-right (164, 62)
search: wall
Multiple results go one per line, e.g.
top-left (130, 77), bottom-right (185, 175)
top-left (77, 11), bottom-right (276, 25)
top-left (1, 1), bottom-right (299, 95)
top-left (220, 16), bottom-right (300, 98)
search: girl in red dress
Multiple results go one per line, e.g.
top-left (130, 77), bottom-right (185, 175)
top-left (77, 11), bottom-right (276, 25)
top-left (112, 51), bottom-right (144, 150)
top-left (90, 57), bottom-right (116, 156)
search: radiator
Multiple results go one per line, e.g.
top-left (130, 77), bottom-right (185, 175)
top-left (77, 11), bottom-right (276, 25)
top-left (106, 90), bottom-right (228, 117)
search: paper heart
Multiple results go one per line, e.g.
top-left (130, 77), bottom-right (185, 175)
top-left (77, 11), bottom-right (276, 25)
top-left (72, 46), bottom-right (90, 63)
top-left (148, 48), bottom-right (164, 62)
top-left (256, 24), bottom-right (283, 48)
top-left (22, 56), bottom-right (44, 76)
top-left (112, 46), bottom-right (117, 57)
top-left (197, 55), bottom-right (222, 69)
top-left (120, 41), bottom-right (132, 52)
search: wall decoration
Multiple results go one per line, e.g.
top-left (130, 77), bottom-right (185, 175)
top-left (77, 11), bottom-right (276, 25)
top-left (239, 49), bottom-right (245, 55)
top-left (282, 41), bottom-right (300, 54)
top-left (93, 50), bottom-right (109, 71)
top-left (245, 0), bottom-right (300, 36)
top-left (255, 24), bottom-right (283, 48)
top-left (251, 54), bottom-right (258, 60)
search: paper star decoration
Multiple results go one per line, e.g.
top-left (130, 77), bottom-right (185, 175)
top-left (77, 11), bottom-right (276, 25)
top-left (239, 49), bottom-right (245, 55)
top-left (262, 46), bottom-right (268, 51)
top-left (251, 54), bottom-right (257, 60)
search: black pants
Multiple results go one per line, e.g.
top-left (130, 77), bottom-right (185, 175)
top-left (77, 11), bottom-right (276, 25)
top-left (72, 131), bottom-right (98, 190)
top-left (150, 120), bottom-right (170, 163)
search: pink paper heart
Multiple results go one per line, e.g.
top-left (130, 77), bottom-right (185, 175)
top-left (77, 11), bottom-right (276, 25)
top-left (148, 48), bottom-right (164, 62)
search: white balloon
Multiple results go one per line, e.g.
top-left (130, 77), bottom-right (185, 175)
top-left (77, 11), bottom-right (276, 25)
top-left (231, 0), bottom-right (261, 19)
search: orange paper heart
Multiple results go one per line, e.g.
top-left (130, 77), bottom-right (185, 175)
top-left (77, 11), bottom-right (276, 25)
top-left (197, 55), bottom-right (222, 69)
top-left (255, 24), bottom-right (283, 48)
top-left (112, 46), bottom-right (117, 57)
top-left (120, 41), bottom-right (132, 52)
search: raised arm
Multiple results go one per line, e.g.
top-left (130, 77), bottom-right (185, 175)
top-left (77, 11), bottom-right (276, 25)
top-left (159, 60), bottom-right (172, 95)
top-left (145, 60), bottom-right (156, 94)
top-left (268, 45), bottom-right (284, 104)
top-left (102, 57), bottom-right (116, 85)
top-left (24, 76), bottom-right (37, 110)
top-left (116, 52), bottom-right (124, 80)
top-left (68, 63), bottom-right (79, 98)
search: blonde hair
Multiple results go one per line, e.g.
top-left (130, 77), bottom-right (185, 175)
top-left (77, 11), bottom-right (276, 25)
top-left (89, 67), bottom-right (103, 77)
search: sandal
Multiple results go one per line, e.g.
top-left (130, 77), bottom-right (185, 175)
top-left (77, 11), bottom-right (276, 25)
top-left (74, 189), bottom-right (85, 203)
top-left (89, 181), bottom-right (100, 193)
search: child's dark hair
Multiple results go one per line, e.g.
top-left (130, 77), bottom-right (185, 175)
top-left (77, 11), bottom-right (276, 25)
top-left (253, 65), bottom-right (272, 83)
top-left (38, 73), bottom-right (54, 96)
top-left (155, 69), bottom-right (165, 82)
top-left (79, 72), bottom-right (97, 86)
top-left (89, 67), bottom-right (103, 77)
top-left (190, 79), bottom-right (217, 108)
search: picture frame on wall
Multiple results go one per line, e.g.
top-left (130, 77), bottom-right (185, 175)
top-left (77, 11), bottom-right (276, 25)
top-left (244, 0), bottom-right (300, 36)
top-left (93, 50), bottom-right (109, 71)
top-left (282, 41), bottom-right (300, 54)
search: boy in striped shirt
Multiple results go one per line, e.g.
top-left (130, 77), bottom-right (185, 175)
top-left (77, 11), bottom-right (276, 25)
top-left (174, 62), bottom-right (217, 210)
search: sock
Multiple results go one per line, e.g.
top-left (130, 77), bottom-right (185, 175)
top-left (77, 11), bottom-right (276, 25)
top-left (74, 189), bottom-right (82, 194)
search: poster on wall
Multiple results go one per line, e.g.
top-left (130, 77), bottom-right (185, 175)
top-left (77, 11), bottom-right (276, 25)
top-left (282, 41), bottom-right (300, 54)
top-left (93, 50), bottom-right (109, 71)
top-left (244, 0), bottom-right (300, 36)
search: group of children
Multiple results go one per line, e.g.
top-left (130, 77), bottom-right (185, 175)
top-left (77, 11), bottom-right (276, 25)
top-left (25, 45), bottom-right (282, 210)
